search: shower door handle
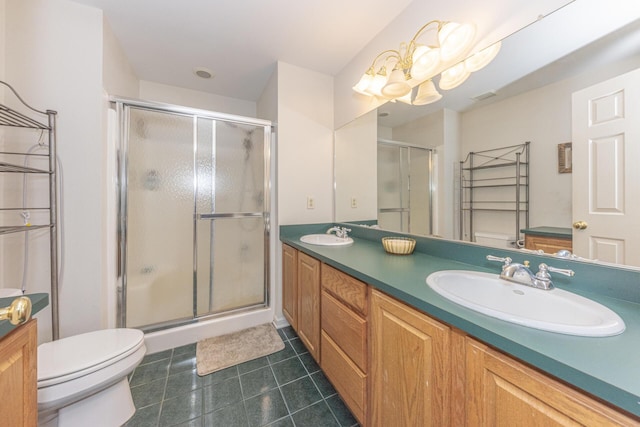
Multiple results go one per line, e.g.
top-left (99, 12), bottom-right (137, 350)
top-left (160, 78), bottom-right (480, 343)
top-left (197, 212), bottom-right (263, 220)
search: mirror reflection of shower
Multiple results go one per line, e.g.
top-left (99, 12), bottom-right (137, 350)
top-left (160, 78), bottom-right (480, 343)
top-left (377, 139), bottom-right (434, 235)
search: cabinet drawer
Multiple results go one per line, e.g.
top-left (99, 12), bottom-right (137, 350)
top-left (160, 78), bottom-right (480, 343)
top-left (321, 331), bottom-right (366, 425)
top-left (321, 290), bottom-right (367, 372)
top-left (524, 234), bottom-right (572, 254)
top-left (321, 264), bottom-right (367, 316)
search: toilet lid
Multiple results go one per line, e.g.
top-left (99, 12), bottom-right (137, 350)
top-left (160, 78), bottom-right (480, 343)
top-left (38, 328), bottom-right (144, 382)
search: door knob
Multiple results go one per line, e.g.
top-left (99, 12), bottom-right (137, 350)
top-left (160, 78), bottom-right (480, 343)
top-left (0, 296), bottom-right (32, 326)
top-left (572, 221), bottom-right (588, 230)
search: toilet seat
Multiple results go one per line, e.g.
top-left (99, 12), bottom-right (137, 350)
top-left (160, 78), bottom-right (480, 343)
top-left (38, 329), bottom-right (145, 387)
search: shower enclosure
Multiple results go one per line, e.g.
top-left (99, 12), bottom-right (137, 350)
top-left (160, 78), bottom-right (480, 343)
top-left (377, 139), bottom-right (433, 235)
top-left (115, 99), bottom-right (271, 331)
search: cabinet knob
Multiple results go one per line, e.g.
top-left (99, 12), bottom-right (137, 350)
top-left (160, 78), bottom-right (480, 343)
top-left (0, 296), bottom-right (32, 326)
top-left (572, 221), bottom-right (588, 230)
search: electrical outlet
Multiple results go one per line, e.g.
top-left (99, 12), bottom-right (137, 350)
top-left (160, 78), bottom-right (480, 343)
top-left (307, 196), bottom-right (315, 209)
top-left (351, 197), bottom-right (358, 208)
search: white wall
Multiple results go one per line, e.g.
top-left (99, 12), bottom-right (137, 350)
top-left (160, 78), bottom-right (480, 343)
top-left (139, 80), bottom-right (256, 117)
top-left (276, 62), bottom-right (334, 225)
top-left (334, 109), bottom-right (377, 222)
top-left (102, 18), bottom-right (139, 98)
top-left (4, 0), bottom-right (105, 341)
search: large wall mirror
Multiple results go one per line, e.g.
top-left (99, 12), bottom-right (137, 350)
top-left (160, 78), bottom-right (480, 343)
top-left (334, 4), bottom-right (640, 268)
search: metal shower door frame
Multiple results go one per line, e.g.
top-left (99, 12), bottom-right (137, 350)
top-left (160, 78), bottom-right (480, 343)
top-left (114, 97), bottom-right (272, 329)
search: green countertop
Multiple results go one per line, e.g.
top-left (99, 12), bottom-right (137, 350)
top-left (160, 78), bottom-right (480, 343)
top-left (0, 293), bottom-right (49, 338)
top-left (281, 223), bottom-right (640, 418)
top-left (521, 226), bottom-right (573, 238)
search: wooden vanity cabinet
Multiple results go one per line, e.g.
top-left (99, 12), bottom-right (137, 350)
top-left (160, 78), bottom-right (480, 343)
top-left (524, 234), bottom-right (572, 254)
top-left (282, 244), bottom-right (298, 330)
top-left (281, 245), bottom-right (640, 426)
top-left (0, 319), bottom-right (37, 427)
top-left (296, 250), bottom-right (321, 362)
top-left (370, 289), bottom-right (451, 427)
top-left (320, 264), bottom-right (368, 425)
top-left (463, 336), bottom-right (639, 426)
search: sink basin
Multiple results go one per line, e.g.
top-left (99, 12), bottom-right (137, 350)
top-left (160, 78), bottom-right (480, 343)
top-left (426, 270), bottom-right (625, 337)
top-left (300, 234), bottom-right (354, 246)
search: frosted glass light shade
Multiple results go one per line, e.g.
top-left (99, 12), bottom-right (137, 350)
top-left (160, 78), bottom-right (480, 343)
top-left (365, 69), bottom-right (389, 97)
top-left (411, 45), bottom-right (441, 80)
top-left (396, 91), bottom-right (413, 104)
top-left (352, 73), bottom-right (374, 96)
top-left (381, 69), bottom-right (411, 98)
top-left (465, 41), bottom-right (502, 72)
top-left (439, 22), bottom-right (476, 62)
top-left (413, 80), bottom-right (442, 105)
top-left (439, 62), bottom-right (470, 90)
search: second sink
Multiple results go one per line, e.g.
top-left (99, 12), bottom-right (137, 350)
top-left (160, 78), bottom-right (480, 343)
top-left (426, 270), bottom-right (625, 337)
top-left (300, 234), bottom-right (354, 246)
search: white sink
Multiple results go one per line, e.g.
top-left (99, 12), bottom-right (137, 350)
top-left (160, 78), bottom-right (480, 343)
top-left (300, 234), bottom-right (354, 246)
top-left (426, 270), bottom-right (625, 337)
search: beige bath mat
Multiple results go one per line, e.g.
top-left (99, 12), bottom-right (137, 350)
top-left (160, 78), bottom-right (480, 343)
top-left (196, 323), bottom-right (284, 376)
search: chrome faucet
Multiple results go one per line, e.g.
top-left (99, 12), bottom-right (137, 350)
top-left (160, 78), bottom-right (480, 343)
top-left (486, 255), bottom-right (574, 290)
top-left (326, 226), bottom-right (351, 239)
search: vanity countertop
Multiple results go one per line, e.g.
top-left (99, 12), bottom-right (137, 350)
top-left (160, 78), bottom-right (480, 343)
top-left (521, 226), bottom-right (573, 238)
top-left (281, 223), bottom-right (640, 418)
top-left (0, 293), bottom-right (49, 338)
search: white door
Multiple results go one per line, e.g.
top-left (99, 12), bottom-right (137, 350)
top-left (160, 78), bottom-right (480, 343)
top-left (571, 68), bottom-right (640, 267)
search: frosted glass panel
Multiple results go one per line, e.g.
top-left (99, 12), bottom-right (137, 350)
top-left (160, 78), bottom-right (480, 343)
top-left (196, 217), bottom-right (265, 316)
top-left (195, 119), bottom-right (267, 317)
top-left (125, 108), bottom-right (194, 327)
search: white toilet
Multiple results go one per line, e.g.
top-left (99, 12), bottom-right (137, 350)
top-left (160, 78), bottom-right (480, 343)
top-left (37, 328), bottom-right (146, 427)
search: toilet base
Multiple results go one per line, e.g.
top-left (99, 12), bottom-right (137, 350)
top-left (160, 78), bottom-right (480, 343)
top-left (39, 378), bottom-right (136, 427)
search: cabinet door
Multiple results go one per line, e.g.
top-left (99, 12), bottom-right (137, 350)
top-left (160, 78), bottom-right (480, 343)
top-left (297, 251), bottom-right (321, 362)
top-left (465, 337), bottom-right (640, 426)
top-left (0, 319), bottom-right (37, 427)
top-left (282, 244), bottom-right (298, 330)
top-left (370, 290), bottom-right (451, 427)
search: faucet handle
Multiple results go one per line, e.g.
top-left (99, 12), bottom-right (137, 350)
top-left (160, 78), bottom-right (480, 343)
top-left (486, 255), bottom-right (512, 266)
top-left (536, 263), bottom-right (575, 280)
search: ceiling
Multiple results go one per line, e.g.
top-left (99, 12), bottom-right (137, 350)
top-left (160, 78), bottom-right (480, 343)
top-left (69, 0), bottom-right (415, 101)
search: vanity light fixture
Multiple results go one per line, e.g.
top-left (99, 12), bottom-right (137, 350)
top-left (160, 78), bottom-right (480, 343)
top-left (353, 19), bottom-right (501, 105)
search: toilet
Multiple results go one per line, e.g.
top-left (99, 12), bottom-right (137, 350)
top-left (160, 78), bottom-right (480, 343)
top-left (37, 328), bottom-right (146, 427)
top-left (474, 231), bottom-right (516, 249)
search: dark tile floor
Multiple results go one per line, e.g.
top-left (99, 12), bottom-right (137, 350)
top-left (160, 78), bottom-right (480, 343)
top-left (124, 326), bottom-right (359, 427)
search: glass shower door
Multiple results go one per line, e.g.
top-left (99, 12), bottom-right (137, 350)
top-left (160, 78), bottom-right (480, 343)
top-left (195, 119), bottom-right (268, 317)
top-left (124, 107), bottom-right (195, 328)
top-left (120, 101), bottom-right (270, 330)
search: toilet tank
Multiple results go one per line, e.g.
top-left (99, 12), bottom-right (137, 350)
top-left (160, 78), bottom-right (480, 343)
top-left (474, 231), bottom-right (516, 249)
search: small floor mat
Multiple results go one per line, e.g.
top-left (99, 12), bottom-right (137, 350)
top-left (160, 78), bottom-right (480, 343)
top-left (196, 323), bottom-right (284, 376)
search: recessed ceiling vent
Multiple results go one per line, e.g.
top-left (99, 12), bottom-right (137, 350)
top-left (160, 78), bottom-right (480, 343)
top-left (193, 67), bottom-right (214, 79)
top-left (471, 91), bottom-right (497, 101)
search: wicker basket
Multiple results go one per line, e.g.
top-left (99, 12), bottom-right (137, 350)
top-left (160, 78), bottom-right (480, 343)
top-left (381, 237), bottom-right (416, 255)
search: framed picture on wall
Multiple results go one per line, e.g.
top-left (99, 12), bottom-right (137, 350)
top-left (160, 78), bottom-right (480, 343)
top-left (558, 142), bottom-right (572, 173)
